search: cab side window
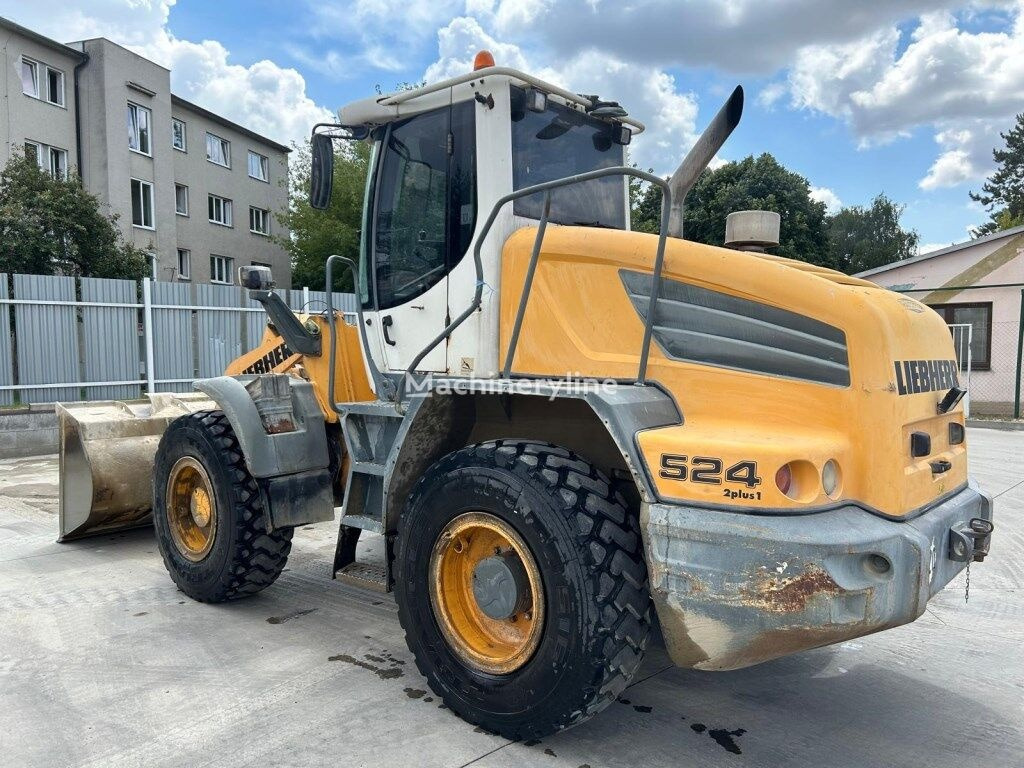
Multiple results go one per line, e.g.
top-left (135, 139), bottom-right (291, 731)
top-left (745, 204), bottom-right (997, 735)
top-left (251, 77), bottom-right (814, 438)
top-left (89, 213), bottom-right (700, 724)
top-left (374, 109), bottom-right (449, 310)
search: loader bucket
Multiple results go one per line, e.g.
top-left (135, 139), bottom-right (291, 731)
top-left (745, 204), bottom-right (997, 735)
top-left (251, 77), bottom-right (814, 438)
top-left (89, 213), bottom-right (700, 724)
top-left (57, 393), bottom-right (215, 541)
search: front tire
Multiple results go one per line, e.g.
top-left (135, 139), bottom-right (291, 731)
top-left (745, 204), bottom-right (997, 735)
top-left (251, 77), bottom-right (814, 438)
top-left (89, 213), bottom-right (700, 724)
top-left (153, 410), bottom-right (292, 602)
top-left (395, 440), bottom-right (652, 740)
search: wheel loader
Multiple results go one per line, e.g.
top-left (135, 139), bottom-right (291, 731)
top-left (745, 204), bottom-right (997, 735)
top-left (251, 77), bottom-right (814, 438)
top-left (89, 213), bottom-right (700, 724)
top-left (56, 53), bottom-right (995, 740)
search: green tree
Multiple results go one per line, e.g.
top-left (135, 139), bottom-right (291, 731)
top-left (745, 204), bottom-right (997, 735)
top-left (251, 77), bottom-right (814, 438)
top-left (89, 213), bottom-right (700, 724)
top-left (276, 138), bottom-right (371, 291)
top-left (630, 153), bottom-right (830, 265)
top-left (629, 166), bottom-right (662, 235)
top-left (825, 194), bottom-right (919, 274)
top-left (0, 153), bottom-right (148, 279)
top-left (970, 113), bottom-right (1024, 236)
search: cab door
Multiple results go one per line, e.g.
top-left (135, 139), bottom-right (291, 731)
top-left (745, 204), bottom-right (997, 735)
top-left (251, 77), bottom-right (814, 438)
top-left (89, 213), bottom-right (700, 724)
top-left (368, 97), bottom-right (479, 374)
top-left (369, 101), bottom-right (475, 373)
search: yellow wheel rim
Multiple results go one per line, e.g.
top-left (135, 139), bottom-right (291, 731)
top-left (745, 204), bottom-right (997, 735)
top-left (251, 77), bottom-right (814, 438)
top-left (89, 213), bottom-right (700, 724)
top-left (166, 457), bottom-right (217, 562)
top-left (429, 512), bottom-right (545, 675)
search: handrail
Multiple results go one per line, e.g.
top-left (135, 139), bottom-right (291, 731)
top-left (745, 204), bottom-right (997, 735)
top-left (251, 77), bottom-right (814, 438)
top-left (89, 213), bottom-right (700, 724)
top-left (395, 165), bottom-right (672, 404)
top-left (325, 255), bottom-right (394, 412)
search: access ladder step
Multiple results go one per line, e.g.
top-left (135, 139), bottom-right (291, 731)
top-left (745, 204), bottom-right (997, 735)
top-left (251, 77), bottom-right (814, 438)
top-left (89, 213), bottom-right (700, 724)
top-left (350, 461), bottom-right (387, 477)
top-left (336, 561), bottom-right (389, 593)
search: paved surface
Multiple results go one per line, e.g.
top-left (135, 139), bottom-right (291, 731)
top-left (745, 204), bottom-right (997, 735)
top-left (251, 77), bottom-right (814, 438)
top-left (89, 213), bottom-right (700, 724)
top-left (1, 428), bottom-right (1021, 768)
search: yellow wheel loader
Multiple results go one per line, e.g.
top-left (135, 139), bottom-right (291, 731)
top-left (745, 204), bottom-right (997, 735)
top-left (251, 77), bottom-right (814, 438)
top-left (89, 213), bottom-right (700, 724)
top-left (57, 55), bottom-right (994, 740)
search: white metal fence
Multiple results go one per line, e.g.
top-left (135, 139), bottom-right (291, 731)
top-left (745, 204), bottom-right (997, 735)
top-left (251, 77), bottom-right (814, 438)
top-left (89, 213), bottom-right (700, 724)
top-left (0, 273), bottom-right (356, 405)
top-left (949, 322), bottom-right (973, 417)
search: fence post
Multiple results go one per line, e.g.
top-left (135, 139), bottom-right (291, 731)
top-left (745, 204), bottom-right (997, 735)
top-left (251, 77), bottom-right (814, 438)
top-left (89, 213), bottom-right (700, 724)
top-left (303, 285), bottom-right (310, 310)
top-left (143, 277), bottom-right (155, 395)
top-left (1014, 288), bottom-right (1024, 419)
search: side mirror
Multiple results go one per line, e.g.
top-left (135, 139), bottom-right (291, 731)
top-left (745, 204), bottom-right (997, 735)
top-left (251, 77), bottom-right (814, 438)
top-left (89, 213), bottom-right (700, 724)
top-left (239, 264), bottom-right (274, 291)
top-left (310, 133), bottom-right (334, 210)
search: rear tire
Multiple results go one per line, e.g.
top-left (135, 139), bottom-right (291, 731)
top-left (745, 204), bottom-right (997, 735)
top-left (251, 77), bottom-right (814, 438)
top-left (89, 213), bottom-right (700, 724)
top-left (153, 410), bottom-right (292, 602)
top-left (395, 440), bottom-right (652, 740)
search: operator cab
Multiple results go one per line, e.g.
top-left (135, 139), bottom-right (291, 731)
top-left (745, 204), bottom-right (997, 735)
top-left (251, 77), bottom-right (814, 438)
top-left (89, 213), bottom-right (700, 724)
top-left (311, 55), bottom-right (643, 382)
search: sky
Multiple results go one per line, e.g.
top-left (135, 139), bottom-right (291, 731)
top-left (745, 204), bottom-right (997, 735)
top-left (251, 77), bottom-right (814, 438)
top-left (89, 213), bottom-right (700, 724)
top-left (4, 0), bottom-right (1024, 252)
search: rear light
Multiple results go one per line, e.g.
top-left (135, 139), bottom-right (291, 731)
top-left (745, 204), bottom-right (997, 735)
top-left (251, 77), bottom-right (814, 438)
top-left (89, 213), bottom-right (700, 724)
top-left (910, 431), bottom-right (931, 457)
top-left (776, 460), bottom-right (819, 502)
top-left (775, 464), bottom-right (793, 496)
top-left (949, 422), bottom-right (965, 445)
top-left (822, 459), bottom-right (842, 498)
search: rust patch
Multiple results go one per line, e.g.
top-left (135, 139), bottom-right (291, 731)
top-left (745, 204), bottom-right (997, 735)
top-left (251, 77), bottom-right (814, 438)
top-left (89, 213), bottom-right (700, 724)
top-left (741, 564), bottom-right (841, 613)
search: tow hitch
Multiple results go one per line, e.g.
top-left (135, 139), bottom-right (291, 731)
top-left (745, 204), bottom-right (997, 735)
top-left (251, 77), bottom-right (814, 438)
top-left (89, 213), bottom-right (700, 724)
top-left (948, 517), bottom-right (994, 563)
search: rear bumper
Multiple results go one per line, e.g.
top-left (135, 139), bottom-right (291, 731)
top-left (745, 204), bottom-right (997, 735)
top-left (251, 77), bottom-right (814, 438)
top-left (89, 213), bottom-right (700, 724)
top-left (642, 481), bottom-right (993, 671)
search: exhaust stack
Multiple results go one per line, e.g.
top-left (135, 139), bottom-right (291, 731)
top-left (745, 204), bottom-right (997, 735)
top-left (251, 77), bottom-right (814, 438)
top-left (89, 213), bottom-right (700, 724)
top-left (667, 85), bottom-right (744, 238)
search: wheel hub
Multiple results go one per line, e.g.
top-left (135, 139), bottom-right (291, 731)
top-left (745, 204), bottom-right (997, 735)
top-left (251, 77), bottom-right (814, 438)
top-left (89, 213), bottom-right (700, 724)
top-left (165, 457), bottom-right (217, 562)
top-left (472, 553), bottom-right (529, 620)
top-left (429, 512), bottom-right (545, 675)
top-left (190, 487), bottom-right (212, 527)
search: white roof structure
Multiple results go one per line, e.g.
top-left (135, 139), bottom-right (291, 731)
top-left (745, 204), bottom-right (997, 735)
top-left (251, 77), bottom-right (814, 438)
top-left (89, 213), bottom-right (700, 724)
top-left (855, 224), bottom-right (1024, 278)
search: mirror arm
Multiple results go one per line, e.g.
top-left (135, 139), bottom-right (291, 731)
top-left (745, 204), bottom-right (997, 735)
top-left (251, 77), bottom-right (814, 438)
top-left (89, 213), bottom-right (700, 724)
top-left (312, 122), bottom-right (370, 141)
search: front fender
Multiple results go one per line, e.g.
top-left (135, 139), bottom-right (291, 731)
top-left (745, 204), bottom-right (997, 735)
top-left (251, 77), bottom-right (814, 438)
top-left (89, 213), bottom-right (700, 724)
top-left (193, 375), bottom-right (333, 529)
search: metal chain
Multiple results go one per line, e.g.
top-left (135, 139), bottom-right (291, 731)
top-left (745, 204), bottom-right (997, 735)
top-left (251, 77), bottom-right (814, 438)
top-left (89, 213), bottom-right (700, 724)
top-left (964, 560), bottom-right (971, 603)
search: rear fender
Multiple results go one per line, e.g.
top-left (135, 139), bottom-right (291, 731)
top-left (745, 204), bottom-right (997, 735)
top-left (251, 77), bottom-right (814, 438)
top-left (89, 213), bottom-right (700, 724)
top-left (194, 375), bottom-right (333, 530)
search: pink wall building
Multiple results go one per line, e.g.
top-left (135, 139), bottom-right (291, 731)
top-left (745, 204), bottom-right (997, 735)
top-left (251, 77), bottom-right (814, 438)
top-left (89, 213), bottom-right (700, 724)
top-left (857, 225), bottom-right (1024, 416)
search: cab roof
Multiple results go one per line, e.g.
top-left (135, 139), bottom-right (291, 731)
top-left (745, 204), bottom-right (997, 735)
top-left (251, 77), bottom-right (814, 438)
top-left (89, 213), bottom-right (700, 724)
top-left (338, 66), bottom-right (646, 134)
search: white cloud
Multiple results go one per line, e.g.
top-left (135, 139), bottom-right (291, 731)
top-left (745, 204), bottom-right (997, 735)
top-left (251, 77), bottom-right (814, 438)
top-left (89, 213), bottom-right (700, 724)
top-left (809, 186), bottom-right (843, 214)
top-left (301, 0), bottom-right (464, 74)
top-left (474, 0), bottom-right (981, 74)
top-left (918, 241), bottom-right (954, 254)
top-left (424, 16), bottom-right (533, 81)
top-left (920, 150), bottom-right (974, 190)
top-left (5, 0), bottom-right (331, 146)
top-left (780, 5), bottom-right (1024, 188)
top-left (757, 82), bottom-right (787, 109)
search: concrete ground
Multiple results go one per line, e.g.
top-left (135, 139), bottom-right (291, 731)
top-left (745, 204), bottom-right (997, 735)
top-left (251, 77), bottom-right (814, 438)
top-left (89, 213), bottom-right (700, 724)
top-left (1, 428), bottom-right (1021, 768)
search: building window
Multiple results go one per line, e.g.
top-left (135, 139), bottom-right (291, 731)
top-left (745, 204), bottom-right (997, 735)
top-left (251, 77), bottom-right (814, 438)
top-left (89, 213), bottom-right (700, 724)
top-left (127, 102), bottom-right (152, 155)
top-left (177, 248), bottom-right (191, 280)
top-left (26, 141), bottom-right (67, 179)
top-left (208, 194), bottom-right (233, 227)
top-left (248, 151), bottom-right (269, 182)
top-left (21, 57), bottom-right (39, 97)
top-left (45, 67), bottom-right (64, 106)
top-left (929, 302), bottom-right (993, 371)
top-left (210, 254), bottom-right (234, 284)
top-left (131, 178), bottom-right (155, 229)
top-left (249, 206), bottom-right (270, 235)
top-left (48, 147), bottom-right (67, 180)
top-left (172, 118), bottom-right (187, 151)
top-left (206, 132), bottom-right (230, 167)
top-left (175, 184), bottom-right (189, 216)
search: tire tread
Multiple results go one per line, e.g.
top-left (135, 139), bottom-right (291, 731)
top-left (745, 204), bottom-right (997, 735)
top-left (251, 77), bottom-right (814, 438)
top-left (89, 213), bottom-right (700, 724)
top-left (398, 439), bottom-right (652, 739)
top-left (155, 410), bottom-right (292, 602)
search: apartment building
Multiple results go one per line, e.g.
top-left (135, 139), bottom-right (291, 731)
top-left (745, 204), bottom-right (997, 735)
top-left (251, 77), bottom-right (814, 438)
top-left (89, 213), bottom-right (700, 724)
top-left (0, 17), bottom-right (292, 287)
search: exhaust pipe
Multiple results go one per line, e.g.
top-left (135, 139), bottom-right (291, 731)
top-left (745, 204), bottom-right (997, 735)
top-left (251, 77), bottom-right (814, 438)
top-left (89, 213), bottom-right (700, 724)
top-left (57, 393), bottom-right (213, 541)
top-left (667, 85), bottom-right (744, 238)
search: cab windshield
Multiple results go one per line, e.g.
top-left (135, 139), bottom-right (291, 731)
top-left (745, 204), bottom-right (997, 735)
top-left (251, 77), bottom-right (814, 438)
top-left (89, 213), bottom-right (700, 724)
top-left (510, 86), bottom-right (626, 229)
